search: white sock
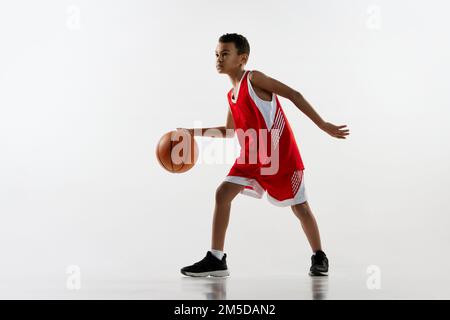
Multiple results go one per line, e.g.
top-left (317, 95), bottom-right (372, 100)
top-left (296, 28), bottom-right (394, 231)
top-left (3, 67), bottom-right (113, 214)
top-left (210, 249), bottom-right (224, 260)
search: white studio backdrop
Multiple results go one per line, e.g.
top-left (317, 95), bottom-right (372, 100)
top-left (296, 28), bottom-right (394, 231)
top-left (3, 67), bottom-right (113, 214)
top-left (0, 0), bottom-right (449, 297)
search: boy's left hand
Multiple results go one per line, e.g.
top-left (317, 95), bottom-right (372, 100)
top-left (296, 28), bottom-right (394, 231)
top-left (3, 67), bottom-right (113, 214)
top-left (320, 122), bottom-right (350, 139)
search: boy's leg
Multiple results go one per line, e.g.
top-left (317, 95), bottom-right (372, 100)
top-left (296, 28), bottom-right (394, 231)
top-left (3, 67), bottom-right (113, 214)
top-left (211, 181), bottom-right (245, 251)
top-left (291, 201), bottom-right (322, 252)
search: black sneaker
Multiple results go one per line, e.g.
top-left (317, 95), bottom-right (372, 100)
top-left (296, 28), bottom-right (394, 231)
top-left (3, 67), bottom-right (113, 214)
top-left (309, 250), bottom-right (329, 276)
top-left (180, 251), bottom-right (230, 277)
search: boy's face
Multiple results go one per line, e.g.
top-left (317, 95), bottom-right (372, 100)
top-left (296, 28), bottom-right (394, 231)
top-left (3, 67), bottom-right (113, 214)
top-left (215, 42), bottom-right (248, 74)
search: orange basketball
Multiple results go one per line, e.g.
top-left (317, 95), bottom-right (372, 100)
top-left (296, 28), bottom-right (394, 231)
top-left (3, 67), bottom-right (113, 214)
top-left (156, 130), bottom-right (199, 173)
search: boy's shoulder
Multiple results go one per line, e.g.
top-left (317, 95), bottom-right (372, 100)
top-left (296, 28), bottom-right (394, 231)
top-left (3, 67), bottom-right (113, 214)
top-left (248, 69), bottom-right (265, 82)
top-left (247, 69), bottom-right (273, 98)
top-left (248, 69), bottom-right (269, 91)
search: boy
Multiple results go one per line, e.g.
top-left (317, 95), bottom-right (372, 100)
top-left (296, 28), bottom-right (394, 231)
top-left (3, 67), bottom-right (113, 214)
top-left (178, 33), bottom-right (349, 277)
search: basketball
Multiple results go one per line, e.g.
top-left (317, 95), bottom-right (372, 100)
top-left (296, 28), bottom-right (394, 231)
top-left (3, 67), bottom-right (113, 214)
top-left (156, 130), bottom-right (199, 173)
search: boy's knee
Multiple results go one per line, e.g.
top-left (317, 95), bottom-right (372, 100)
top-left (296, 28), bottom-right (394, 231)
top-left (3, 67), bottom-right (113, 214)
top-left (215, 184), bottom-right (229, 204)
top-left (291, 201), bottom-right (309, 216)
top-left (215, 183), bottom-right (237, 204)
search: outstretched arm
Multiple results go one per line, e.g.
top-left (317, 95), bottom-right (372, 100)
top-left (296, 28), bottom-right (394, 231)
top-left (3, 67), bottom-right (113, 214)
top-left (249, 70), bottom-right (350, 139)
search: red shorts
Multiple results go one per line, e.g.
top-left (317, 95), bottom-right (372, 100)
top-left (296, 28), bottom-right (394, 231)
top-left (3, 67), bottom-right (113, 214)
top-left (224, 165), bottom-right (308, 207)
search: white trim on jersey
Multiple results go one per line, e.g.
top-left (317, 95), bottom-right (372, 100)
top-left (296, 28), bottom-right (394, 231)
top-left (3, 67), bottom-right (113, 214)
top-left (247, 71), bottom-right (278, 130)
top-left (231, 70), bottom-right (249, 103)
top-left (271, 109), bottom-right (286, 149)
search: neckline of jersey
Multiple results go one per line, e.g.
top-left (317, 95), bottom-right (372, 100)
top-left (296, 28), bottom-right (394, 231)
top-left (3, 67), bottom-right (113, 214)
top-left (230, 70), bottom-right (248, 103)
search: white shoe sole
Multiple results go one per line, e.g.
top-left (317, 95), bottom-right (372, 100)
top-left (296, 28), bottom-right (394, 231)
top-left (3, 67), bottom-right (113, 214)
top-left (309, 271), bottom-right (328, 276)
top-left (182, 270), bottom-right (230, 277)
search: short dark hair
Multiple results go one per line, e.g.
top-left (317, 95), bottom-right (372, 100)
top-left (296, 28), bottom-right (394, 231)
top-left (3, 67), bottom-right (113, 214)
top-left (219, 33), bottom-right (250, 56)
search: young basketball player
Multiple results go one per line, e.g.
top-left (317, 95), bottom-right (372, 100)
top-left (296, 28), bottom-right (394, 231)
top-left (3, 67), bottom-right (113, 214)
top-left (178, 33), bottom-right (349, 277)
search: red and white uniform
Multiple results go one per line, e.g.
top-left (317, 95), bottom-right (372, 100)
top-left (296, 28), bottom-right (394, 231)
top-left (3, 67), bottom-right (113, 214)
top-left (224, 70), bottom-right (307, 207)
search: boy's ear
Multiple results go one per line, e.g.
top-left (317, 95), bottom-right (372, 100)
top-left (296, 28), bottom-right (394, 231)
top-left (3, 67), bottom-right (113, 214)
top-left (240, 54), bottom-right (249, 66)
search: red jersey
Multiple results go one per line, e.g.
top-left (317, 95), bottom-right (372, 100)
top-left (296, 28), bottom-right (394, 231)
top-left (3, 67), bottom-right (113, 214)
top-left (224, 70), bottom-right (308, 207)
